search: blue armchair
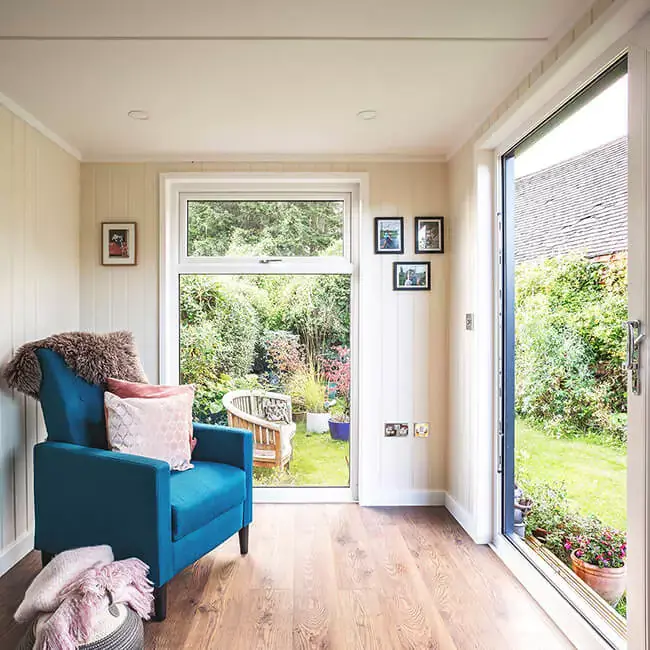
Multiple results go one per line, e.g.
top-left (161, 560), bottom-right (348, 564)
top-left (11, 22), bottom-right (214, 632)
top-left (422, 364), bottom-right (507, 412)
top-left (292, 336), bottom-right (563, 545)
top-left (32, 349), bottom-right (253, 620)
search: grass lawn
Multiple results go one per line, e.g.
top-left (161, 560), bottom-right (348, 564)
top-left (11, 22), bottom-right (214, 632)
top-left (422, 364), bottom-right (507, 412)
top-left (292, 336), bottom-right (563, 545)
top-left (253, 421), bottom-right (349, 487)
top-left (516, 419), bottom-right (627, 530)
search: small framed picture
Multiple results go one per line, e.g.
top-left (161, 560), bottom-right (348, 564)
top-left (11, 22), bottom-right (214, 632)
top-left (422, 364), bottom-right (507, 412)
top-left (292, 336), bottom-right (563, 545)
top-left (393, 262), bottom-right (431, 291)
top-left (102, 223), bottom-right (137, 265)
top-left (374, 217), bottom-right (404, 254)
top-left (414, 423), bottom-right (430, 438)
top-left (415, 217), bottom-right (444, 254)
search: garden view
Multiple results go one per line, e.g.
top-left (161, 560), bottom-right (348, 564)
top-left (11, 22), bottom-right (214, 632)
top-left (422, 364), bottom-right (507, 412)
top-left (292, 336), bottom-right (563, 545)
top-left (179, 200), bottom-right (352, 486)
top-left (514, 253), bottom-right (628, 615)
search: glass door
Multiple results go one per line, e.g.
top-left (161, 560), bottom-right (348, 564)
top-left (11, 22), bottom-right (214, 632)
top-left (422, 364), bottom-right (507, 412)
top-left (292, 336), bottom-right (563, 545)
top-left (501, 58), bottom-right (630, 632)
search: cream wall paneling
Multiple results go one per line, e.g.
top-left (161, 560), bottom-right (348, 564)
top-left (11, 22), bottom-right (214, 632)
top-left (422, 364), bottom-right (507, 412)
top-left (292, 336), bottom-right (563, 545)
top-left (80, 161), bottom-right (449, 505)
top-left (0, 106), bottom-right (80, 576)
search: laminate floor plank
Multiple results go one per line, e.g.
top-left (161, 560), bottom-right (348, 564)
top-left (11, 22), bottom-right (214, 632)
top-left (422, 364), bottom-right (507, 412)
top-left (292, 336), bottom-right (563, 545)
top-left (425, 509), bottom-right (573, 649)
top-left (0, 505), bottom-right (572, 650)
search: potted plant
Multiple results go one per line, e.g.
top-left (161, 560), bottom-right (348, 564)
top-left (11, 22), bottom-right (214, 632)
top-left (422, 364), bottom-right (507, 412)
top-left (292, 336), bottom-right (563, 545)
top-left (304, 371), bottom-right (329, 433)
top-left (322, 346), bottom-right (351, 441)
top-left (328, 399), bottom-right (350, 441)
top-left (568, 525), bottom-right (627, 605)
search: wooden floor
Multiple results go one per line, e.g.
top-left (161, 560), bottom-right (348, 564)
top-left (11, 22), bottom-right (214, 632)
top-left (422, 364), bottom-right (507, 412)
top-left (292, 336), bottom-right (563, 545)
top-left (0, 506), bottom-right (572, 649)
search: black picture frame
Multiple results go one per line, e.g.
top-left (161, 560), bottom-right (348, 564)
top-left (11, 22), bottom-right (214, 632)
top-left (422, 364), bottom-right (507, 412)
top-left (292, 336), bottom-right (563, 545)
top-left (374, 217), bottom-right (404, 254)
top-left (415, 216), bottom-right (444, 254)
top-left (393, 261), bottom-right (431, 291)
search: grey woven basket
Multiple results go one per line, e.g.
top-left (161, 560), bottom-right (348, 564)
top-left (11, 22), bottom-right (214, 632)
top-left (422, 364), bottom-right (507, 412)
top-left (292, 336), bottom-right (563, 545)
top-left (16, 606), bottom-right (144, 650)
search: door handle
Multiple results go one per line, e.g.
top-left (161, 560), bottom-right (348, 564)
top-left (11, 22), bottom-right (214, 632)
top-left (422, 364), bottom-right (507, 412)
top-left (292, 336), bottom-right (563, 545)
top-left (624, 320), bottom-right (645, 395)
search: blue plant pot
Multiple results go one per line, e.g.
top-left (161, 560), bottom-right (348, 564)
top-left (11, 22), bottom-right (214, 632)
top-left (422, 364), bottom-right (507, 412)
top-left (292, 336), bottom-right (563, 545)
top-left (328, 419), bottom-right (350, 441)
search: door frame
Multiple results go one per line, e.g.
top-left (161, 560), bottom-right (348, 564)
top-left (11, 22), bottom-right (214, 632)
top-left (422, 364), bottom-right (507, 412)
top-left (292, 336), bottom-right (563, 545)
top-left (485, 20), bottom-right (650, 649)
top-left (159, 172), bottom-right (366, 504)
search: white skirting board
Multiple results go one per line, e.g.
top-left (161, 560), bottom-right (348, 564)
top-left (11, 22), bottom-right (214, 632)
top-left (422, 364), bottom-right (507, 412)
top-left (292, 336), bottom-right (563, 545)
top-left (360, 489), bottom-right (446, 507)
top-left (444, 492), bottom-right (492, 544)
top-left (0, 530), bottom-right (34, 578)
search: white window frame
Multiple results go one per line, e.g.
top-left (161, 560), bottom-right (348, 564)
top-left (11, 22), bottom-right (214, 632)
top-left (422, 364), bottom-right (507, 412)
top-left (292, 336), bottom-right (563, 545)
top-left (160, 173), bottom-right (363, 504)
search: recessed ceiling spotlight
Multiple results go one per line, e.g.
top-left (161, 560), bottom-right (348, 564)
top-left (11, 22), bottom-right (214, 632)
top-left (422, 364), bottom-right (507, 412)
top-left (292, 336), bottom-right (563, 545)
top-left (128, 110), bottom-right (149, 121)
top-left (357, 109), bottom-right (378, 121)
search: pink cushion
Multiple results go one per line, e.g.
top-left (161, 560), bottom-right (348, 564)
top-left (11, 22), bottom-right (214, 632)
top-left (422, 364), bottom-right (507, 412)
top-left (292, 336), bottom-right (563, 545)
top-left (104, 392), bottom-right (194, 471)
top-left (106, 378), bottom-right (196, 451)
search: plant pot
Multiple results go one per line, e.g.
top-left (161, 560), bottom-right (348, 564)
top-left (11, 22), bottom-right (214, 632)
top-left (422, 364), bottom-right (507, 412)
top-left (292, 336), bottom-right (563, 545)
top-left (328, 419), bottom-right (350, 441)
top-left (306, 412), bottom-right (330, 433)
top-left (513, 522), bottom-right (526, 539)
top-left (571, 551), bottom-right (627, 605)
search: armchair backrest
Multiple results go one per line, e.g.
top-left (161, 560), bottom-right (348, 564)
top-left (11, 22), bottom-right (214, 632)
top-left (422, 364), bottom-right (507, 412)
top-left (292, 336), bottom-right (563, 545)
top-left (36, 348), bottom-right (107, 448)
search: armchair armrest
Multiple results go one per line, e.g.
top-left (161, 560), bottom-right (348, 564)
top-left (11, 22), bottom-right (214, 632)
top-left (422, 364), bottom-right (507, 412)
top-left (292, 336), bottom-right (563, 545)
top-left (192, 423), bottom-right (253, 527)
top-left (34, 442), bottom-right (173, 586)
top-left (192, 423), bottom-right (253, 471)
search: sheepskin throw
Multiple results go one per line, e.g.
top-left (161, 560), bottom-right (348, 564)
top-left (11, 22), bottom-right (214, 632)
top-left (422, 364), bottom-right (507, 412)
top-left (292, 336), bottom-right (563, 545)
top-left (3, 331), bottom-right (147, 399)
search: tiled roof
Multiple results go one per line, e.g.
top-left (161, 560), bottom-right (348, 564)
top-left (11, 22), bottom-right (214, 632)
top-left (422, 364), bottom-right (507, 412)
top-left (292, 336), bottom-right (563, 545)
top-left (514, 137), bottom-right (627, 264)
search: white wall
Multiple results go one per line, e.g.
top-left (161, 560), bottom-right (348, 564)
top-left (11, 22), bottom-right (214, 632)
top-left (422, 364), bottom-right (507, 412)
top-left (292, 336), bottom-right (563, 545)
top-left (79, 162), bottom-right (449, 503)
top-left (0, 105), bottom-right (80, 572)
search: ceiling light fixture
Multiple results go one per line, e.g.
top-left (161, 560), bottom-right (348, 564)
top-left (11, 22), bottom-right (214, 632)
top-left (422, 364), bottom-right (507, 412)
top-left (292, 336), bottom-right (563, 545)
top-left (357, 109), bottom-right (378, 121)
top-left (128, 110), bottom-right (149, 121)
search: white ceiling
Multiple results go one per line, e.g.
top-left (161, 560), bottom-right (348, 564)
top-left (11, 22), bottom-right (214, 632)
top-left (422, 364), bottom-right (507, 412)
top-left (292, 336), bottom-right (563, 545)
top-left (0, 0), bottom-right (594, 160)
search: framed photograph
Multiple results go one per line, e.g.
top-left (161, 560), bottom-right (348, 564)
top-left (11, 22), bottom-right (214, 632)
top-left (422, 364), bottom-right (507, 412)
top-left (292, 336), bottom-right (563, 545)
top-left (414, 422), bottom-right (430, 438)
top-left (374, 217), bottom-right (404, 254)
top-left (102, 222), bottom-right (137, 265)
top-left (415, 216), bottom-right (444, 254)
top-left (393, 262), bottom-right (431, 291)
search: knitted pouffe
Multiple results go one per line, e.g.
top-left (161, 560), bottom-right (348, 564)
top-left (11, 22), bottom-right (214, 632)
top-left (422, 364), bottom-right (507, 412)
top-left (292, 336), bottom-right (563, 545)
top-left (16, 604), bottom-right (144, 650)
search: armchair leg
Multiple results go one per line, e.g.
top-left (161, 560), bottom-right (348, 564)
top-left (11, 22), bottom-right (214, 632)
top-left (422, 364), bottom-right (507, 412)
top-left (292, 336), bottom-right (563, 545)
top-left (239, 525), bottom-right (249, 555)
top-left (152, 584), bottom-right (167, 622)
top-left (41, 551), bottom-right (54, 568)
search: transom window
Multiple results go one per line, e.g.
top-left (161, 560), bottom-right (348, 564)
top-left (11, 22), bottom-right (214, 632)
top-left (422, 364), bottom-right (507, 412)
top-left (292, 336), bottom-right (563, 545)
top-left (180, 192), bottom-right (351, 263)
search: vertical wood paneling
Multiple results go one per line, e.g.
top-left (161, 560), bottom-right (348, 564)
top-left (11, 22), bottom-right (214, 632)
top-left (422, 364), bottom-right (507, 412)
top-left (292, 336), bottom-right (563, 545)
top-left (445, 1), bottom-right (603, 532)
top-left (0, 106), bottom-right (80, 571)
top-left (79, 161), bottom-right (448, 499)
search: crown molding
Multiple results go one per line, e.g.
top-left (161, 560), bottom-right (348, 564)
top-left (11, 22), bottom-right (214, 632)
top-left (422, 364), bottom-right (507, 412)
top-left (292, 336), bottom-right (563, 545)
top-left (82, 151), bottom-right (448, 164)
top-left (0, 91), bottom-right (82, 160)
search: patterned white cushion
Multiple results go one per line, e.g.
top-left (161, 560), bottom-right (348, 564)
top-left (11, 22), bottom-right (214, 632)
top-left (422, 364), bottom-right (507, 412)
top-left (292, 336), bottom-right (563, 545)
top-left (104, 392), bottom-right (194, 471)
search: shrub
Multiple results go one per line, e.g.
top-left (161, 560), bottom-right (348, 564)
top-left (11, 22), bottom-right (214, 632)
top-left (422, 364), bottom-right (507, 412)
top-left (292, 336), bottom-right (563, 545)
top-left (321, 345), bottom-right (350, 416)
top-left (515, 253), bottom-right (627, 442)
top-left (270, 275), bottom-right (351, 362)
top-left (287, 366), bottom-right (325, 413)
top-left (180, 276), bottom-right (260, 381)
top-left (256, 330), bottom-right (306, 380)
top-left (521, 480), bottom-right (584, 564)
top-left (191, 373), bottom-right (264, 425)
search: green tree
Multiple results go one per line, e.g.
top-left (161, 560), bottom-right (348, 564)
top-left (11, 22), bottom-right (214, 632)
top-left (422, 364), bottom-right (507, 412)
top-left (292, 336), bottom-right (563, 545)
top-left (187, 200), bottom-right (344, 257)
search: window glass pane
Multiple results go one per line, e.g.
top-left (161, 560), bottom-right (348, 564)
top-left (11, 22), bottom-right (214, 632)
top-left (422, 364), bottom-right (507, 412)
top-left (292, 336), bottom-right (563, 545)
top-left (187, 200), bottom-right (345, 257)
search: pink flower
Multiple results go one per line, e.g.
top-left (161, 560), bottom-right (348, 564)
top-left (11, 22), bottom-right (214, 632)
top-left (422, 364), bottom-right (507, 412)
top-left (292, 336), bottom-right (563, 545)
top-left (564, 542), bottom-right (572, 551)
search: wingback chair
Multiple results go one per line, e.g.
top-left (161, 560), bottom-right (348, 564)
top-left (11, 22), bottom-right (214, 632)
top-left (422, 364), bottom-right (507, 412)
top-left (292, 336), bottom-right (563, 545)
top-left (32, 348), bottom-right (253, 620)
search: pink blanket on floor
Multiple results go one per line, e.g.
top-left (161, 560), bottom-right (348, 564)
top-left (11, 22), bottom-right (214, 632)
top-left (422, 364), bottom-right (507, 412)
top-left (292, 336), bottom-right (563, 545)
top-left (15, 546), bottom-right (153, 650)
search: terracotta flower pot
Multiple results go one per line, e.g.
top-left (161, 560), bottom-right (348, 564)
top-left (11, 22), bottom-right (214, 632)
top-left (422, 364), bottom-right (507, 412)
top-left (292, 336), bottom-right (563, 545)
top-left (571, 551), bottom-right (626, 605)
